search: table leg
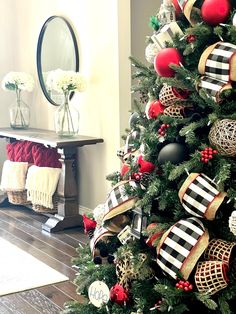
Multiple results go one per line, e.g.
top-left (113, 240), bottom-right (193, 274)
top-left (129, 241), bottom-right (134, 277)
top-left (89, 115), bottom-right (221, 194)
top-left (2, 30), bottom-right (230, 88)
top-left (42, 146), bottom-right (83, 232)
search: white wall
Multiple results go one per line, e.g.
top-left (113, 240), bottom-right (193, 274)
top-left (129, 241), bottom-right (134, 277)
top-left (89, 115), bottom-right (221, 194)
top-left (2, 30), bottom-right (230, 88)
top-left (0, 0), bottom-right (160, 211)
top-left (0, 0), bottom-right (132, 210)
top-left (131, 0), bottom-right (160, 64)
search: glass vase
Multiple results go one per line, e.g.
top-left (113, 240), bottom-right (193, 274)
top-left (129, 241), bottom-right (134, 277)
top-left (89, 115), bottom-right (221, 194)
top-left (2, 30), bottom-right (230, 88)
top-left (54, 92), bottom-right (79, 137)
top-left (9, 89), bottom-right (30, 129)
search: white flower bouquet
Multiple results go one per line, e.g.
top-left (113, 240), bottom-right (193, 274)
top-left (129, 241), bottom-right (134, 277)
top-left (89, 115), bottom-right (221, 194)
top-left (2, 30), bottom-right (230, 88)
top-left (2, 71), bottom-right (34, 92)
top-left (46, 69), bottom-right (87, 95)
top-left (1, 72), bottom-right (34, 129)
top-left (46, 69), bottom-right (87, 137)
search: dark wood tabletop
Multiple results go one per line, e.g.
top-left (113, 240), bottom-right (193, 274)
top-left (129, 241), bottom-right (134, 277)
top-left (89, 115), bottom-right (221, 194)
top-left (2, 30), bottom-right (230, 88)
top-left (0, 127), bottom-right (103, 148)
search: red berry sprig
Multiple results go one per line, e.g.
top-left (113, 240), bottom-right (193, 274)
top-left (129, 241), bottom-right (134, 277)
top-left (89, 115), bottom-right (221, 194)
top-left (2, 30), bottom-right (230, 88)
top-left (200, 147), bottom-right (218, 163)
top-left (133, 172), bottom-right (142, 181)
top-left (158, 123), bottom-right (170, 136)
top-left (186, 34), bottom-right (197, 43)
top-left (175, 280), bottom-right (193, 292)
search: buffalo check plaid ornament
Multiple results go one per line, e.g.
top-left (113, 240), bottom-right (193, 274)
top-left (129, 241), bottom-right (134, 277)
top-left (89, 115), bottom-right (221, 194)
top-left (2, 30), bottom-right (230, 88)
top-left (178, 173), bottom-right (226, 220)
top-left (197, 42), bottom-right (236, 102)
top-left (201, 42), bottom-right (236, 82)
top-left (197, 76), bottom-right (232, 103)
top-left (102, 180), bottom-right (139, 222)
top-left (156, 217), bottom-right (209, 280)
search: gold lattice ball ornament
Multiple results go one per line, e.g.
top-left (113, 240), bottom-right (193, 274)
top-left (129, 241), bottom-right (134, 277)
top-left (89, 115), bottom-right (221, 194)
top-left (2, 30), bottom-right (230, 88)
top-left (229, 211), bottom-right (236, 236)
top-left (159, 83), bottom-right (188, 107)
top-left (208, 119), bottom-right (236, 157)
top-left (195, 261), bottom-right (229, 295)
top-left (145, 43), bottom-right (159, 64)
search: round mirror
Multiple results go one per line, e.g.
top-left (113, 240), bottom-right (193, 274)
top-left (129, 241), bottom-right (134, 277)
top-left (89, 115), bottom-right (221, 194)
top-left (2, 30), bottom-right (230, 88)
top-left (37, 16), bottom-right (79, 106)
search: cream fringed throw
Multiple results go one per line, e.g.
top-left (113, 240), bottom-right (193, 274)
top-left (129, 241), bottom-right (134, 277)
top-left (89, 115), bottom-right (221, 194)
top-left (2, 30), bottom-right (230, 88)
top-left (0, 160), bottom-right (28, 191)
top-left (25, 166), bottom-right (61, 209)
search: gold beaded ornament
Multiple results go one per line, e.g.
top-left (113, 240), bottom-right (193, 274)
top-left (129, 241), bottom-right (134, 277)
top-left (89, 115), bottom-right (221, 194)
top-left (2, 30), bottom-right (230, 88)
top-left (208, 119), bottom-right (236, 157)
top-left (195, 261), bottom-right (229, 295)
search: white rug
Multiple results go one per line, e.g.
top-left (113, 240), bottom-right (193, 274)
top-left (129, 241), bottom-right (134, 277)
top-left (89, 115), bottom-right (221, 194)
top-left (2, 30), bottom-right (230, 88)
top-left (0, 237), bottom-right (69, 296)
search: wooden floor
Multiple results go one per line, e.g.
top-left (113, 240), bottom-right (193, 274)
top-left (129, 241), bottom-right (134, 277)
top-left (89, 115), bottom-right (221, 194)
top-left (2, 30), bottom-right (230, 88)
top-left (0, 202), bottom-right (88, 314)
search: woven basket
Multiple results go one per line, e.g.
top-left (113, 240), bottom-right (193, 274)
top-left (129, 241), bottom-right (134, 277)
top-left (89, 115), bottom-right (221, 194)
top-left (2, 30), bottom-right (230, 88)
top-left (32, 194), bottom-right (58, 214)
top-left (7, 190), bottom-right (30, 205)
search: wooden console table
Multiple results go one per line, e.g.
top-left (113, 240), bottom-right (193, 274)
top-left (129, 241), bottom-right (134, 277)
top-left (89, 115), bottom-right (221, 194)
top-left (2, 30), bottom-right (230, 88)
top-left (0, 128), bottom-right (103, 232)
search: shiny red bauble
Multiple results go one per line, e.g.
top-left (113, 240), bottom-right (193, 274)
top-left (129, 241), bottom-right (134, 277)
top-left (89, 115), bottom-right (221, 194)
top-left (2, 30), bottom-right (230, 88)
top-left (146, 100), bottom-right (165, 119)
top-left (154, 48), bottom-right (183, 77)
top-left (201, 0), bottom-right (231, 26)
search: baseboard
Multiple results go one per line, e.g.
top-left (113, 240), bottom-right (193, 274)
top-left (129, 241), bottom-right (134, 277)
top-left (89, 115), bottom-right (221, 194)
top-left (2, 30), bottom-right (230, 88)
top-left (79, 205), bottom-right (93, 216)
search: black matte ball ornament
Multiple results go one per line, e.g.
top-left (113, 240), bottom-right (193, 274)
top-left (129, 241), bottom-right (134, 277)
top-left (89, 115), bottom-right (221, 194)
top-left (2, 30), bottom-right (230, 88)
top-left (158, 143), bottom-right (188, 165)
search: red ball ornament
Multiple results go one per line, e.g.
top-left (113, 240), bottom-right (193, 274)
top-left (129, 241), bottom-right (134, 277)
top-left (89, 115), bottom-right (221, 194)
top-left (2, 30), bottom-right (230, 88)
top-left (154, 48), bottom-right (183, 77)
top-left (146, 100), bottom-right (165, 119)
top-left (110, 283), bottom-right (129, 305)
top-left (171, 0), bottom-right (182, 17)
top-left (201, 0), bottom-right (231, 26)
top-left (137, 155), bottom-right (155, 173)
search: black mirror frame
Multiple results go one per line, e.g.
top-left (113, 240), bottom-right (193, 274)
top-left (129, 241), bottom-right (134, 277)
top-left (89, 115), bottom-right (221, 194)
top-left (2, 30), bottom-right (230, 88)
top-left (36, 15), bottom-right (79, 106)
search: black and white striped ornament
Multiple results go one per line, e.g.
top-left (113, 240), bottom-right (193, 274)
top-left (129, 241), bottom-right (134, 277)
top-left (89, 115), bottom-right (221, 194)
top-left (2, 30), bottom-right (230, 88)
top-left (156, 217), bottom-right (209, 279)
top-left (178, 173), bottom-right (227, 220)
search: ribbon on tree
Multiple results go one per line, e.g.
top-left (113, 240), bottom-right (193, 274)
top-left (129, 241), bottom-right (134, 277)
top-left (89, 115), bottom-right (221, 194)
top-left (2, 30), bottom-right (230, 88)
top-left (177, 0), bottom-right (199, 25)
top-left (156, 217), bottom-right (209, 280)
top-left (102, 180), bottom-right (139, 222)
top-left (198, 42), bottom-right (236, 82)
top-left (178, 173), bottom-right (227, 220)
top-left (197, 42), bottom-right (236, 102)
top-left (151, 22), bottom-right (183, 52)
top-left (197, 76), bottom-right (232, 103)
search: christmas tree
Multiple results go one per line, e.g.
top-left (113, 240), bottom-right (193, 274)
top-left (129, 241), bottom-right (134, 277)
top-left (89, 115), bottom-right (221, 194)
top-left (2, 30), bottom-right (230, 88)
top-left (63, 1), bottom-right (236, 313)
